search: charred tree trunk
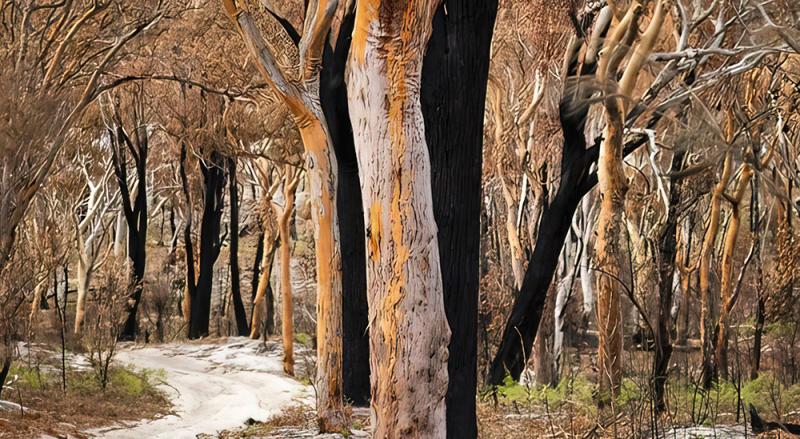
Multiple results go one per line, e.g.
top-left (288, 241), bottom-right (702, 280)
top-left (751, 178), bottom-right (765, 379)
top-left (111, 124), bottom-right (149, 342)
top-left (0, 349), bottom-right (10, 400)
top-left (488, 104), bottom-right (596, 385)
top-left (227, 157), bottom-right (248, 336)
top-left (189, 151), bottom-right (226, 339)
top-left (487, 7), bottom-right (606, 386)
top-left (421, 0), bottom-right (497, 435)
top-left (320, 10), bottom-right (370, 406)
top-left (652, 148), bottom-right (687, 412)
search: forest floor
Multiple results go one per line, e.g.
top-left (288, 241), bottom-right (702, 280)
top-left (0, 342), bottom-right (169, 439)
top-left (89, 337), bottom-right (311, 439)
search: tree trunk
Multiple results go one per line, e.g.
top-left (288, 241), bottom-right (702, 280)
top-left (699, 152), bottom-right (732, 388)
top-left (348, 2), bottom-right (450, 436)
top-left (752, 258), bottom-right (765, 380)
top-left (713, 165), bottom-right (753, 382)
top-left (222, 5), bottom-right (347, 429)
top-left (74, 254), bottom-right (91, 333)
top-left (0, 348), bottom-right (10, 400)
top-left (652, 148), bottom-right (687, 412)
top-left (422, 1), bottom-right (497, 435)
top-left (295, 119), bottom-right (347, 432)
top-left (276, 170), bottom-right (297, 376)
top-left (487, 9), bottom-right (602, 385)
top-left (319, 10), bottom-right (371, 406)
top-left (579, 196), bottom-right (596, 324)
top-left (227, 157), bottom-right (249, 336)
top-left (553, 238), bottom-right (577, 381)
top-left (676, 212), bottom-right (695, 346)
top-left (533, 287), bottom-right (556, 387)
top-left (189, 151), bottom-right (226, 339)
top-left (594, 105), bottom-right (627, 403)
top-left (250, 232), bottom-right (278, 339)
top-left (115, 123), bottom-right (149, 342)
top-left (499, 171), bottom-right (527, 291)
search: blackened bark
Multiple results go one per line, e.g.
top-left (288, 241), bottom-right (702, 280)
top-left (179, 145), bottom-right (197, 323)
top-left (421, 1), bottom-right (497, 436)
top-left (111, 125), bottom-right (149, 341)
top-left (751, 174), bottom-right (765, 380)
top-left (39, 283), bottom-right (49, 310)
top-left (228, 157), bottom-right (249, 336)
top-left (752, 276), bottom-right (765, 380)
top-left (189, 152), bottom-right (226, 339)
top-left (320, 11), bottom-right (370, 406)
top-left (0, 354), bottom-right (10, 400)
top-left (652, 148), bottom-right (687, 412)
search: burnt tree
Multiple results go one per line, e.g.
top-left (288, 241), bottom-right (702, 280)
top-left (227, 157), bottom-right (249, 336)
top-left (188, 151), bottom-right (226, 339)
top-left (421, 0), bottom-right (497, 436)
top-left (110, 119), bottom-right (149, 341)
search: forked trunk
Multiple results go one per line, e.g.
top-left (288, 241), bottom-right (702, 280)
top-left (699, 152), bottom-right (732, 388)
top-left (652, 148), bottom-right (687, 412)
top-left (348, 1), bottom-right (450, 436)
top-left (188, 152), bottom-right (226, 339)
top-left (713, 165), bottom-right (753, 381)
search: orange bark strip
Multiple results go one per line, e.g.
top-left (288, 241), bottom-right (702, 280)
top-left (352, 0), bottom-right (380, 65)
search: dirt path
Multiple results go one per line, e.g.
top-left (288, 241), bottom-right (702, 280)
top-left (89, 338), bottom-right (310, 439)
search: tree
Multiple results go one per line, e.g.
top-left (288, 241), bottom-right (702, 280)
top-left (107, 90), bottom-right (151, 341)
top-left (421, 0), bottom-right (497, 434)
top-left (0, 1), bottom-right (167, 272)
top-left (249, 158), bottom-right (283, 339)
top-left (226, 156), bottom-right (249, 336)
top-left (221, 0), bottom-right (347, 430)
top-left (73, 154), bottom-right (117, 333)
top-left (188, 147), bottom-right (227, 339)
top-left (489, 0), bottom-right (782, 386)
top-left (274, 166), bottom-right (301, 374)
top-left (347, 1), bottom-right (450, 436)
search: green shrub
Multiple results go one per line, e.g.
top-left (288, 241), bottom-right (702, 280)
top-left (294, 332), bottom-right (312, 347)
top-left (8, 365), bottom-right (45, 390)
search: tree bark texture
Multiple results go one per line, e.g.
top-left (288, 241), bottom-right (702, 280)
top-left (421, 0), bottom-right (497, 435)
top-left (700, 152), bottom-right (732, 388)
top-left (227, 157), bottom-right (249, 336)
top-left (189, 151), bottom-right (226, 339)
top-left (652, 148), bottom-right (687, 412)
top-left (319, 9), bottom-right (370, 406)
top-left (111, 124), bottom-right (149, 341)
top-left (348, 1), bottom-right (450, 436)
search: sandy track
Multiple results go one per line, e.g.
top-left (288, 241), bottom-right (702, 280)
top-left (88, 338), bottom-right (310, 439)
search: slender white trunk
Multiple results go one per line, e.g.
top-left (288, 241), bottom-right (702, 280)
top-left (579, 195), bottom-right (595, 320)
top-left (74, 253), bottom-right (92, 333)
top-left (348, 1), bottom-right (448, 436)
top-left (114, 207), bottom-right (127, 257)
top-left (553, 239), bottom-right (576, 377)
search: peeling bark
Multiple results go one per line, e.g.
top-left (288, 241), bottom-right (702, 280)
top-left (348, 1), bottom-right (450, 436)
